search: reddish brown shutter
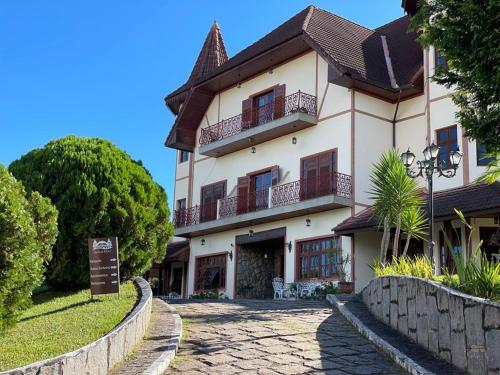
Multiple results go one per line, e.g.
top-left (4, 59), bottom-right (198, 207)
top-left (237, 176), bottom-right (250, 214)
top-left (273, 84), bottom-right (286, 119)
top-left (271, 166), bottom-right (280, 186)
top-left (241, 98), bottom-right (252, 130)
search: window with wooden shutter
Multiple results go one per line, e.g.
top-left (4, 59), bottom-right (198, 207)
top-left (273, 84), bottom-right (286, 119)
top-left (200, 181), bottom-right (226, 223)
top-left (300, 150), bottom-right (337, 200)
top-left (237, 176), bottom-right (250, 214)
top-left (241, 98), bottom-right (252, 130)
top-left (271, 166), bottom-right (280, 186)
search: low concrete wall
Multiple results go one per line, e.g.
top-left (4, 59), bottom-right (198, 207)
top-left (1, 277), bottom-right (152, 375)
top-left (361, 276), bottom-right (500, 374)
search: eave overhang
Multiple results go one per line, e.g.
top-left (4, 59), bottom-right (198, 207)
top-left (165, 33), bottom-right (423, 151)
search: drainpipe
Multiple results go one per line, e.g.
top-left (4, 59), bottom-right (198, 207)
top-left (392, 89), bottom-right (402, 148)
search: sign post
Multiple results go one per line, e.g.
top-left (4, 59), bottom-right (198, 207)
top-left (88, 237), bottom-right (120, 297)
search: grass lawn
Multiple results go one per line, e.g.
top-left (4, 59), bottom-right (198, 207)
top-left (0, 281), bottom-right (138, 371)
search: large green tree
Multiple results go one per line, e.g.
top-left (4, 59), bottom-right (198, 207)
top-left (0, 164), bottom-right (58, 331)
top-left (9, 136), bottom-right (173, 290)
top-left (411, 0), bottom-right (500, 153)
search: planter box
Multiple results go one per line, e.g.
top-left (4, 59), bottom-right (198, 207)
top-left (337, 282), bottom-right (354, 294)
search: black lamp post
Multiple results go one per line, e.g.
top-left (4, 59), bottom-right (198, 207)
top-left (400, 143), bottom-right (463, 268)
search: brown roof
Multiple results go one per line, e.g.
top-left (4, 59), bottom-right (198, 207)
top-left (375, 16), bottom-right (423, 88)
top-left (333, 182), bottom-right (500, 235)
top-left (164, 6), bottom-right (423, 149)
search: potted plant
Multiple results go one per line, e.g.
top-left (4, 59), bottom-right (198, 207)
top-left (336, 254), bottom-right (354, 294)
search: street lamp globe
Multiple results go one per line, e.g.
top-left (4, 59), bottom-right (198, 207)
top-left (450, 147), bottom-right (463, 168)
top-left (429, 142), bottom-right (440, 160)
top-left (401, 148), bottom-right (416, 168)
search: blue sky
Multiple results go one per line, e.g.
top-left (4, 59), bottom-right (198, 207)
top-left (0, 1), bottom-right (404, 211)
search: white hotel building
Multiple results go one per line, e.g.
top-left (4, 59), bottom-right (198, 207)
top-left (151, 2), bottom-right (500, 299)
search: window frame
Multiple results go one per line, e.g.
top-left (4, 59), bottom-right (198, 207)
top-left (434, 48), bottom-right (448, 71)
top-left (179, 150), bottom-right (190, 164)
top-left (199, 180), bottom-right (227, 223)
top-left (476, 143), bottom-right (494, 166)
top-left (295, 236), bottom-right (342, 281)
top-left (436, 125), bottom-right (458, 170)
top-left (176, 198), bottom-right (187, 211)
top-left (193, 252), bottom-right (228, 292)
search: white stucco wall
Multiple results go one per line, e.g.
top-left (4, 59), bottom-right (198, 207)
top-left (354, 231), bottom-right (382, 293)
top-left (186, 208), bottom-right (352, 298)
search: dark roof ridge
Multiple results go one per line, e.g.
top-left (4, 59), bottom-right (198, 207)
top-left (375, 15), bottom-right (411, 33)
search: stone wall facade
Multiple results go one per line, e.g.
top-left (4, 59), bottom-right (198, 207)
top-left (1, 277), bottom-right (152, 375)
top-left (236, 246), bottom-right (281, 299)
top-left (361, 276), bottom-right (500, 374)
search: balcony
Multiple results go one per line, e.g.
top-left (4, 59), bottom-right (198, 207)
top-left (173, 172), bottom-right (352, 237)
top-left (198, 91), bottom-right (318, 157)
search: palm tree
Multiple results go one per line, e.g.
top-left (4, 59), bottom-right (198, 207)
top-left (401, 206), bottom-right (427, 256)
top-left (477, 153), bottom-right (499, 184)
top-left (369, 149), bottom-right (424, 260)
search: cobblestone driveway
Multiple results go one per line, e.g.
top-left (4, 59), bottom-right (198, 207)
top-left (165, 299), bottom-right (407, 375)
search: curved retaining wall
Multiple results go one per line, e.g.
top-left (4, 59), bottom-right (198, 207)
top-left (361, 276), bottom-right (500, 374)
top-left (1, 277), bottom-right (152, 375)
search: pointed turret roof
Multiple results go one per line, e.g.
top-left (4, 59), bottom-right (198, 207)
top-left (188, 21), bottom-right (228, 83)
top-left (166, 21), bottom-right (228, 111)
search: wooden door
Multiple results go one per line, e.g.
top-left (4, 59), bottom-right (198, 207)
top-left (301, 150), bottom-right (337, 200)
top-left (200, 182), bottom-right (225, 222)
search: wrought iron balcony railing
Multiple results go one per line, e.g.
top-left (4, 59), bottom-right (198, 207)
top-left (173, 172), bottom-right (351, 229)
top-left (199, 91), bottom-right (317, 146)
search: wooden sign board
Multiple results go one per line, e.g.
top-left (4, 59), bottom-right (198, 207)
top-left (88, 237), bottom-right (120, 296)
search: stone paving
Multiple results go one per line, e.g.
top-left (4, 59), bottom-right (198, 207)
top-left (164, 299), bottom-right (407, 375)
top-left (112, 298), bottom-right (178, 375)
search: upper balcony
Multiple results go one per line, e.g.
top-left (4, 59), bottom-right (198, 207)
top-left (173, 171), bottom-right (352, 237)
top-left (198, 91), bottom-right (318, 157)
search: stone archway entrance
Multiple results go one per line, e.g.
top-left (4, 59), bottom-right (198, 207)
top-left (235, 227), bottom-right (286, 299)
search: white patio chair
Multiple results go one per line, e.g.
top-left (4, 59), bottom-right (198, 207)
top-left (300, 279), bottom-right (319, 297)
top-left (272, 277), bottom-right (285, 299)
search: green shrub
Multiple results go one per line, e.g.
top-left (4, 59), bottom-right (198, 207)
top-left (371, 255), bottom-right (434, 280)
top-left (0, 164), bottom-right (58, 331)
top-left (190, 290), bottom-right (225, 299)
top-left (441, 209), bottom-right (500, 301)
top-left (316, 281), bottom-right (337, 297)
top-left (9, 136), bottom-right (173, 290)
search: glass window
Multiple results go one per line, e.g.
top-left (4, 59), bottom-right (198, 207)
top-left (436, 126), bottom-right (458, 169)
top-left (195, 254), bottom-right (227, 291)
top-left (297, 237), bottom-right (341, 280)
top-left (176, 199), bottom-right (186, 211)
top-left (179, 150), bottom-right (189, 163)
top-left (435, 49), bottom-right (447, 70)
top-left (254, 91), bottom-right (274, 125)
top-left (476, 143), bottom-right (494, 166)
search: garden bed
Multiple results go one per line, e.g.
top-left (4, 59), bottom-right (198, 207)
top-left (0, 281), bottom-right (138, 371)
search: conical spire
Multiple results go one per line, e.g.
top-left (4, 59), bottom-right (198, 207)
top-left (187, 21), bottom-right (228, 83)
